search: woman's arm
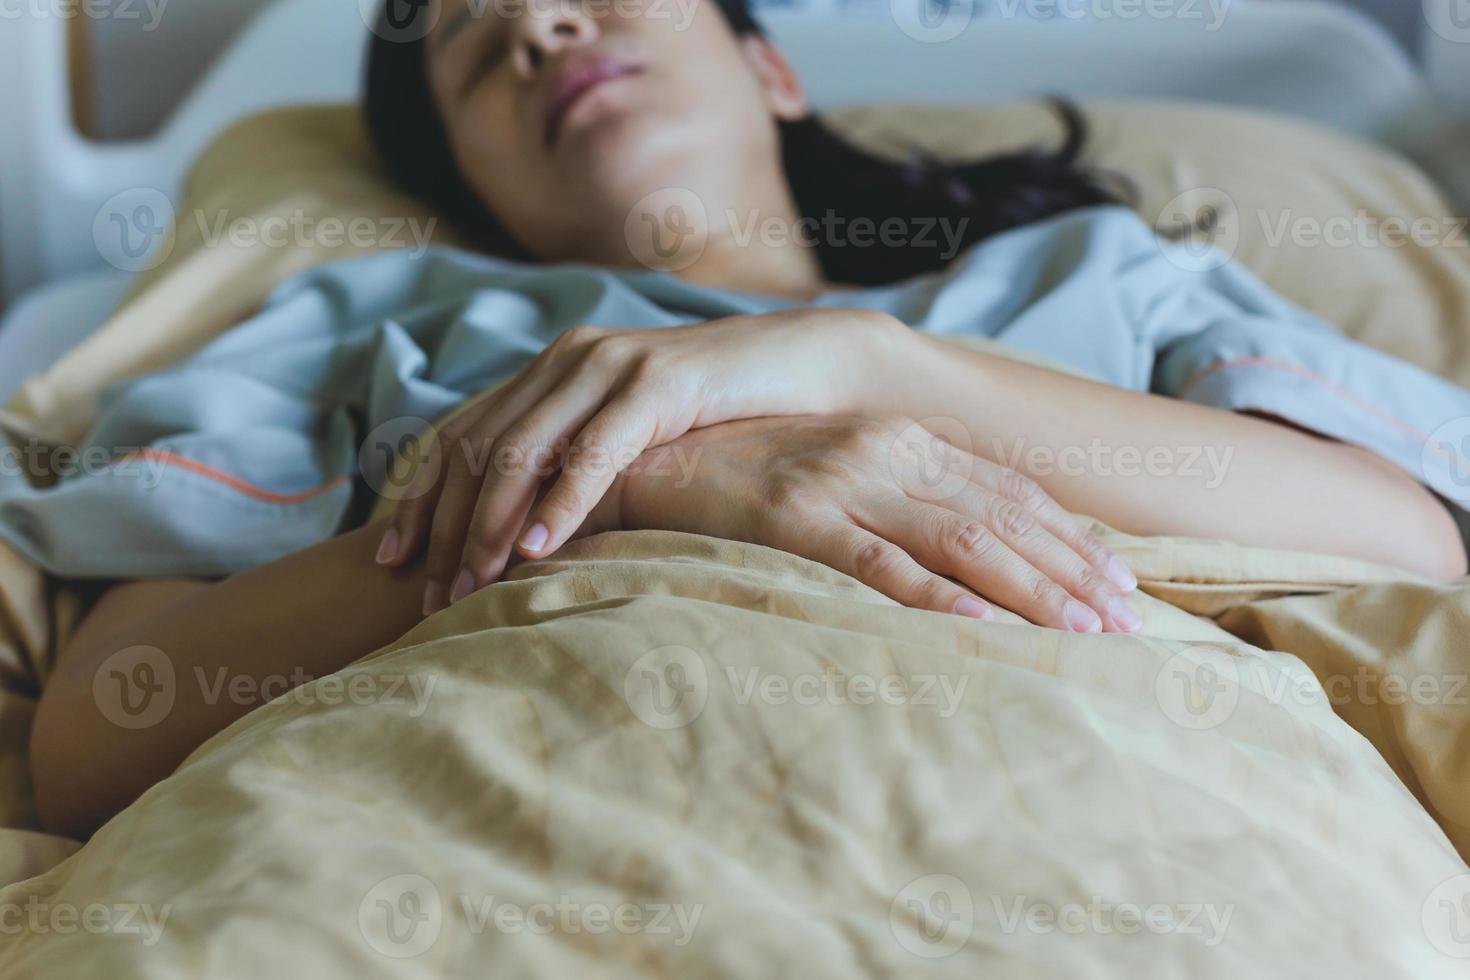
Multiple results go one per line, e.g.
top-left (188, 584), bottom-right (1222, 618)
top-left (887, 334), bottom-right (1467, 581)
top-left (379, 311), bottom-right (1464, 590)
top-left (31, 522), bottom-right (429, 839)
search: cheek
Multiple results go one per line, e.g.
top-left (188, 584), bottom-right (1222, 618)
top-left (448, 92), bottom-right (544, 201)
top-left (611, 1), bottom-right (765, 109)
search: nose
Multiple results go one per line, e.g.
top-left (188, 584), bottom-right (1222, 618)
top-left (514, 2), bottom-right (599, 74)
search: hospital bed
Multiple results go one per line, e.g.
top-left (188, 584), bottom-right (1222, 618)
top-left (5, 2), bottom-right (1470, 975)
top-left (0, 0), bottom-right (1467, 406)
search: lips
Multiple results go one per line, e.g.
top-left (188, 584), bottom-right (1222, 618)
top-left (543, 56), bottom-right (642, 147)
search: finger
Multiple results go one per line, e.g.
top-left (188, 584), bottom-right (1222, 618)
top-left (450, 334), bottom-right (658, 592)
top-left (894, 441), bottom-right (1137, 630)
top-left (382, 334), bottom-right (594, 570)
top-left (377, 408), bottom-right (477, 568)
top-left (422, 425), bottom-right (500, 614)
top-left (930, 482), bottom-right (1140, 633)
top-left (519, 393), bottom-right (663, 559)
top-left (809, 524), bottom-right (995, 621)
top-left (863, 495), bottom-right (1102, 633)
top-left (451, 385), bottom-right (612, 596)
top-left (983, 462), bottom-right (1138, 593)
top-left (380, 378), bottom-right (527, 569)
top-left (899, 441), bottom-right (1138, 593)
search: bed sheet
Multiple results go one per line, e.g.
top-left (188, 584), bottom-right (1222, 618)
top-left (3, 529), bottom-right (1470, 977)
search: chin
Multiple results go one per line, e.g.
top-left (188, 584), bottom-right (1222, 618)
top-left (557, 111), bottom-right (728, 203)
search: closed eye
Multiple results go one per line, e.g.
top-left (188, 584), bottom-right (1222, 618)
top-left (457, 31), bottom-right (511, 96)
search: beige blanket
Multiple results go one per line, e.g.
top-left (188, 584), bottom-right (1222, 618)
top-left (1, 530), bottom-right (1469, 976)
top-left (4, 102), bottom-right (1470, 975)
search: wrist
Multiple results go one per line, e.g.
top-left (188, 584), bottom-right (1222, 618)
top-left (854, 319), bottom-right (996, 423)
top-left (842, 311), bottom-right (926, 415)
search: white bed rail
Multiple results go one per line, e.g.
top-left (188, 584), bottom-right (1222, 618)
top-left (0, 1), bottom-right (366, 305)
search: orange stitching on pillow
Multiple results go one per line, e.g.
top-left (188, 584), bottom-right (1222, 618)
top-left (114, 449), bottom-right (350, 505)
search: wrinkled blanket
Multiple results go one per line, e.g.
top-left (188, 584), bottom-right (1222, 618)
top-left (4, 205), bottom-right (1470, 976)
top-left (2, 531), bottom-right (1470, 977)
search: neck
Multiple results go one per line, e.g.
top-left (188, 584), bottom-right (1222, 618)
top-left (600, 175), bottom-right (829, 301)
top-left (675, 223), bottom-right (828, 301)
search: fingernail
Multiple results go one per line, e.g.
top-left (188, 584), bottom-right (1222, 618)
top-left (1106, 555), bottom-right (1138, 592)
top-left (954, 595), bottom-right (994, 620)
top-left (1064, 600), bottom-right (1102, 633)
top-left (422, 581), bottom-right (445, 617)
top-left (450, 569), bottom-right (477, 604)
top-left (1107, 596), bottom-right (1143, 633)
top-left (375, 527), bottom-right (400, 565)
top-left (520, 523), bottom-right (550, 554)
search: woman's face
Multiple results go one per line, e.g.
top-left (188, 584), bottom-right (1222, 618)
top-left (424, 0), bottom-right (808, 265)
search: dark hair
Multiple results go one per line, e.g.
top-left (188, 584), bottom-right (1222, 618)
top-left (364, 0), bottom-right (1123, 286)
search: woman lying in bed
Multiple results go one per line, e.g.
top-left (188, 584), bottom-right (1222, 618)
top-left (30, 0), bottom-right (1466, 837)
